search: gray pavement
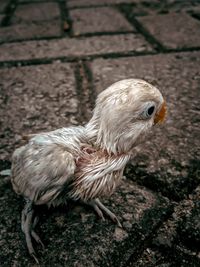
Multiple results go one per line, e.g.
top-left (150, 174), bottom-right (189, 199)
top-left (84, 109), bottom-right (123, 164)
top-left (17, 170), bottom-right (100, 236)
top-left (0, 0), bottom-right (200, 266)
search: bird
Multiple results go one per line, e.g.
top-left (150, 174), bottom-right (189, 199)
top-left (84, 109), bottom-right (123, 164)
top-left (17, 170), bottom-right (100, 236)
top-left (11, 79), bottom-right (166, 262)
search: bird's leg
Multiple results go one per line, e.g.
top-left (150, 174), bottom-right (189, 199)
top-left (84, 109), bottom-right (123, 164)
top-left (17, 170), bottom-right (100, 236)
top-left (21, 199), bottom-right (39, 264)
top-left (84, 200), bottom-right (105, 221)
top-left (87, 198), bottom-right (122, 227)
top-left (79, 199), bottom-right (105, 221)
top-left (22, 202), bottom-right (44, 250)
top-left (31, 216), bottom-right (45, 249)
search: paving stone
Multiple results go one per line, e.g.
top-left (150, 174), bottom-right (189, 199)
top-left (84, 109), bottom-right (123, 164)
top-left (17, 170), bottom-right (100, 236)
top-left (0, 0), bottom-right (9, 13)
top-left (0, 34), bottom-right (153, 61)
top-left (70, 7), bottom-right (133, 36)
top-left (127, 2), bottom-right (165, 16)
top-left (131, 247), bottom-right (171, 266)
top-left (0, 62), bottom-right (78, 160)
top-left (149, 186), bottom-right (200, 266)
top-left (128, 2), bottom-right (180, 16)
top-left (0, 3), bottom-right (61, 42)
top-left (0, 21), bottom-right (61, 43)
top-left (11, 2), bottom-right (60, 23)
top-left (130, 246), bottom-right (200, 267)
top-left (178, 195), bottom-right (200, 250)
top-left (137, 12), bottom-right (200, 49)
top-left (166, 0), bottom-right (200, 4)
top-left (165, 0), bottom-right (200, 13)
top-left (67, 0), bottom-right (160, 8)
top-left (128, 0), bottom-right (200, 16)
top-left (0, 173), bottom-right (171, 266)
top-left (90, 52), bottom-right (200, 200)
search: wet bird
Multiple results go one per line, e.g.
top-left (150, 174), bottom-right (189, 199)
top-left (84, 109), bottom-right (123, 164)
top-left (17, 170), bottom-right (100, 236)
top-left (11, 79), bottom-right (166, 262)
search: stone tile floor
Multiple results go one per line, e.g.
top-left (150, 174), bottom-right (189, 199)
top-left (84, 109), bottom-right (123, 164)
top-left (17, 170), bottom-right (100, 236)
top-left (0, 0), bottom-right (199, 266)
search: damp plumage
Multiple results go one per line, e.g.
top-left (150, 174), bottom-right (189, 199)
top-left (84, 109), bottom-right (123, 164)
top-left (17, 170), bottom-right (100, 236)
top-left (11, 79), bottom-right (166, 262)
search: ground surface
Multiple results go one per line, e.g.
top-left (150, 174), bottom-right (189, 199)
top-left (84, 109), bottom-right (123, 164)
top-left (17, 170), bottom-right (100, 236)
top-left (0, 0), bottom-right (200, 266)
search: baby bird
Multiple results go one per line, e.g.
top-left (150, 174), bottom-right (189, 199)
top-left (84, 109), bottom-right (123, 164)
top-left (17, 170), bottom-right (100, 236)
top-left (11, 79), bottom-right (166, 262)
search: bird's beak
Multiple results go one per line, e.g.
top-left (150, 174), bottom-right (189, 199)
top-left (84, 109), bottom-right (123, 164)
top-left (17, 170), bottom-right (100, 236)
top-left (154, 101), bottom-right (167, 125)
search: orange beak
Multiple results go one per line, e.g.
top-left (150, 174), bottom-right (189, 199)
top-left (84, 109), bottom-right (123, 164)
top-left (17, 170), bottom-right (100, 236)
top-left (154, 101), bottom-right (167, 124)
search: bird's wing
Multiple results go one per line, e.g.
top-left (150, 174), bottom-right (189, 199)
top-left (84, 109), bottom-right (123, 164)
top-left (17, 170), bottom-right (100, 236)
top-left (11, 142), bottom-right (76, 206)
top-left (22, 132), bottom-right (47, 141)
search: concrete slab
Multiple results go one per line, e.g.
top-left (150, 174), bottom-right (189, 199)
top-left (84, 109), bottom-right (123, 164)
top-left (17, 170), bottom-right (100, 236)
top-left (0, 34), bottom-right (153, 61)
top-left (0, 2), bottom-right (62, 42)
top-left (128, 0), bottom-right (200, 16)
top-left (137, 12), bottom-right (200, 49)
top-left (0, 22), bottom-right (62, 42)
top-left (0, 175), bottom-right (171, 266)
top-left (147, 186), bottom-right (200, 267)
top-left (11, 2), bottom-right (60, 23)
top-left (70, 7), bottom-right (133, 36)
top-left (0, 62), bottom-right (78, 160)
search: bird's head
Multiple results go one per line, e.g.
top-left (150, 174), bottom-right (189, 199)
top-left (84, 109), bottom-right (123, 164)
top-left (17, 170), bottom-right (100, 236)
top-left (86, 79), bottom-right (166, 155)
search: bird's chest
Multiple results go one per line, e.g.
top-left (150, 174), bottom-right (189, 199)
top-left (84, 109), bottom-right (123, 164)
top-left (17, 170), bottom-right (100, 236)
top-left (68, 148), bottom-right (124, 201)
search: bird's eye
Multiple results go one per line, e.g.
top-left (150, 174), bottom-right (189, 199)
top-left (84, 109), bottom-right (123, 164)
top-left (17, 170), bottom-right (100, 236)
top-left (147, 106), bottom-right (155, 116)
top-left (140, 104), bottom-right (155, 119)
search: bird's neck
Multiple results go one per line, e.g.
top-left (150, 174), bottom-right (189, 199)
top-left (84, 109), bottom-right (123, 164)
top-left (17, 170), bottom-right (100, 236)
top-left (85, 115), bottom-right (133, 156)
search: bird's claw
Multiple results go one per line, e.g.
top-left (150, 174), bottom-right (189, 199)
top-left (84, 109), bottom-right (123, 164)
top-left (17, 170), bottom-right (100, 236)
top-left (89, 199), bottom-right (122, 227)
top-left (31, 231), bottom-right (45, 249)
top-left (112, 216), bottom-right (122, 228)
top-left (38, 239), bottom-right (45, 250)
top-left (31, 252), bottom-right (39, 265)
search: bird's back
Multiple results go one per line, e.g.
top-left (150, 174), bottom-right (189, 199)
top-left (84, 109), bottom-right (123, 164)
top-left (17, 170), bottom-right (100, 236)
top-left (11, 126), bottom-right (85, 206)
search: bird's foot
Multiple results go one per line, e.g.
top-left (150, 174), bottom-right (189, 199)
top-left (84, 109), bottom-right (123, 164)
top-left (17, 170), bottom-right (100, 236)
top-left (31, 230), bottom-right (45, 249)
top-left (31, 252), bottom-right (39, 265)
top-left (21, 200), bottom-right (44, 263)
top-left (87, 198), bottom-right (122, 228)
top-left (31, 216), bottom-right (45, 249)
